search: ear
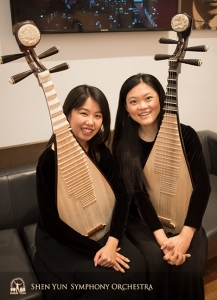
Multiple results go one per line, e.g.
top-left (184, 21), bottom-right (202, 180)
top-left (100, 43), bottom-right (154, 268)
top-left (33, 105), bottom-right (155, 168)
top-left (66, 112), bottom-right (71, 122)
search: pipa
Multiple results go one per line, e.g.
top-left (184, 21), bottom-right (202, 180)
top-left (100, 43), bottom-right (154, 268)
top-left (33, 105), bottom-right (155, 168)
top-left (0, 20), bottom-right (115, 241)
top-left (144, 13), bottom-right (208, 234)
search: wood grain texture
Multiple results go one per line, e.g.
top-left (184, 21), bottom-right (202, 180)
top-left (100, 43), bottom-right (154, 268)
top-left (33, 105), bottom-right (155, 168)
top-left (144, 113), bottom-right (193, 233)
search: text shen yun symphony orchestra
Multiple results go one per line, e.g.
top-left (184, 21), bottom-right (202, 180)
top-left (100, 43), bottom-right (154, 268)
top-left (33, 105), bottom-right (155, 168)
top-left (30, 283), bottom-right (153, 291)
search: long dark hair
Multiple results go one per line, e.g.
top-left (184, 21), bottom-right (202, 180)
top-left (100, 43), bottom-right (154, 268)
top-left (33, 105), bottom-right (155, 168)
top-left (48, 84), bottom-right (111, 162)
top-left (112, 73), bottom-right (165, 196)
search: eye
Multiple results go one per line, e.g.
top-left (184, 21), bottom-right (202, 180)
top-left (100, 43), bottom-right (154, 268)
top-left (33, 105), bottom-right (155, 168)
top-left (95, 114), bottom-right (102, 119)
top-left (146, 96), bottom-right (153, 101)
top-left (129, 99), bottom-right (137, 104)
top-left (80, 111), bottom-right (87, 116)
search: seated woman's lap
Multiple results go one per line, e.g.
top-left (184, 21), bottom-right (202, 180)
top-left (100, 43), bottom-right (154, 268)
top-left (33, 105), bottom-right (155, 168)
top-left (126, 215), bottom-right (207, 271)
top-left (34, 226), bottom-right (148, 299)
top-left (125, 214), bottom-right (207, 300)
top-left (126, 215), bottom-right (167, 270)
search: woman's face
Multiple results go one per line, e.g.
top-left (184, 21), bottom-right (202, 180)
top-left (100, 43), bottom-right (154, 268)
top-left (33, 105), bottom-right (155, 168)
top-left (68, 97), bottom-right (103, 151)
top-left (125, 82), bottom-right (160, 129)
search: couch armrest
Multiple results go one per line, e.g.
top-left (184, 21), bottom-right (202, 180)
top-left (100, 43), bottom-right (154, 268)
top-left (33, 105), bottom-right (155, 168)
top-left (1, 163), bottom-right (39, 238)
top-left (197, 131), bottom-right (212, 173)
top-left (197, 130), bottom-right (217, 176)
top-left (0, 228), bottom-right (42, 299)
top-left (207, 131), bottom-right (217, 176)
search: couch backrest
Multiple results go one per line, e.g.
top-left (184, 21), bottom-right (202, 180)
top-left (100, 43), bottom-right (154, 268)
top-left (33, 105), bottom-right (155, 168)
top-left (208, 132), bottom-right (217, 176)
top-left (197, 131), bottom-right (212, 173)
top-left (0, 163), bottom-right (39, 236)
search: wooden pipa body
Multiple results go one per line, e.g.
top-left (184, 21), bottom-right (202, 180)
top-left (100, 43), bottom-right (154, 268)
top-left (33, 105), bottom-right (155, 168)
top-left (144, 113), bottom-right (193, 234)
top-left (38, 70), bottom-right (115, 241)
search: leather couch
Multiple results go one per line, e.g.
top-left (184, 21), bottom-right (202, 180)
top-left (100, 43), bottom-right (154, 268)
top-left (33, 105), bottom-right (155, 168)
top-left (197, 130), bottom-right (217, 260)
top-left (0, 163), bottom-right (42, 300)
top-left (0, 130), bottom-right (217, 299)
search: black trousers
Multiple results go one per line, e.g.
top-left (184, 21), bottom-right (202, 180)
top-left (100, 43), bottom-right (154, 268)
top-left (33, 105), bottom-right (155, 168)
top-left (33, 226), bottom-right (149, 300)
top-left (126, 215), bottom-right (208, 300)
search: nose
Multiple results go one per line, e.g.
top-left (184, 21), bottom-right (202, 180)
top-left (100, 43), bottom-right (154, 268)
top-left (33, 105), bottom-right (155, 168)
top-left (138, 101), bottom-right (148, 109)
top-left (85, 116), bottom-right (94, 125)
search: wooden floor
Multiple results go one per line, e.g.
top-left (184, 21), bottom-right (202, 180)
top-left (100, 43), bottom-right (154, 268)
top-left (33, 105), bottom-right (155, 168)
top-left (204, 256), bottom-right (217, 300)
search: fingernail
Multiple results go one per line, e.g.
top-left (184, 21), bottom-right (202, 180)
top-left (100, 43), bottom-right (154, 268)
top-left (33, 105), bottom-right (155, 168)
top-left (126, 265), bottom-right (130, 269)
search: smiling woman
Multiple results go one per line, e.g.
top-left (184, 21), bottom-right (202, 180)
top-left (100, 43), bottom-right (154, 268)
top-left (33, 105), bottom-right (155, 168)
top-left (68, 97), bottom-right (103, 152)
top-left (33, 84), bottom-right (147, 300)
top-left (112, 73), bottom-right (211, 300)
top-left (125, 82), bottom-right (161, 142)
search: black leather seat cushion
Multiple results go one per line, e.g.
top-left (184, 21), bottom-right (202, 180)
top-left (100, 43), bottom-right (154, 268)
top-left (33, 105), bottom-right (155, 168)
top-left (0, 169), bottom-right (15, 230)
top-left (23, 223), bottom-right (37, 263)
top-left (0, 228), bottom-right (42, 299)
top-left (202, 174), bottom-right (217, 259)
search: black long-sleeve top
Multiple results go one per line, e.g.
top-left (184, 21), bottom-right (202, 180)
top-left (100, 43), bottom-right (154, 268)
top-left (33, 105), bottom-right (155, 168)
top-left (36, 144), bottom-right (130, 258)
top-left (129, 124), bottom-right (211, 232)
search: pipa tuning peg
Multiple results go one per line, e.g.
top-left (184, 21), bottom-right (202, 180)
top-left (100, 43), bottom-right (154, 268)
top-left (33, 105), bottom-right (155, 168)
top-left (154, 54), bottom-right (173, 61)
top-left (38, 46), bottom-right (60, 60)
top-left (9, 69), bottom-right (34, 84)
top-left (49, 63), bottom-right (70, 73)
top-left (0, 53), bottom-right (25, 64)
top-left (178, 59), bottom-right (202, 66)
top-left (159, 38), bottom-right (178, 44)
top-left (184, 45), bottom-right (209, 52)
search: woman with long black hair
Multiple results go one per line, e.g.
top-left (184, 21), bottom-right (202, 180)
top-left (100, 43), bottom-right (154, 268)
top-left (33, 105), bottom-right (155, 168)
top-left (112, 73), bottom-right (211, 300)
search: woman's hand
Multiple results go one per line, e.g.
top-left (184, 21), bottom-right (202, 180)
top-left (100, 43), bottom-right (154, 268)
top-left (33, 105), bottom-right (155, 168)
top-left (161, 226), bottom-right (195, 265)
top-left (112, 248), bottom-right (130, 273)
top-left (94, 237), bottom-right (118, 268)
top-left (153, 228), bottom-right (175, 258)
top-left (162, 246), bottom-right (191, 266)
top-left (93, 237), bottom-right (130, 273)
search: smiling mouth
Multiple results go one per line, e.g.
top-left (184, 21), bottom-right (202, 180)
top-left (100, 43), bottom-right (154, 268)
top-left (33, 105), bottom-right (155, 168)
top-left (81, 127), bottom-right (94, 134)
top-left (139, 112), bottom-right (150, 116)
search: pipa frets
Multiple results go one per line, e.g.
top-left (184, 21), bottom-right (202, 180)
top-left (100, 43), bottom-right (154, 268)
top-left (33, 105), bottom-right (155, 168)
top-left (144, 113), bottom-right (193, 232)
top-left (38, 71), bottom-right (97, 204)
top-left (154, 114), bottom-right (181, 196)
